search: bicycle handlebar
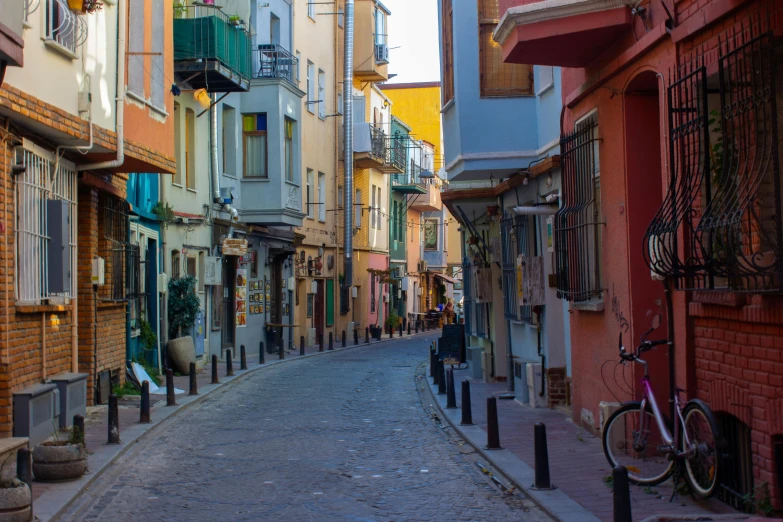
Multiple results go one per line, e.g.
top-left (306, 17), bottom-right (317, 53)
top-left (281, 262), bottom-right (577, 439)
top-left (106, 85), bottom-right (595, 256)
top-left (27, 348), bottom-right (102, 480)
top-left (619, 339), bottom-right (668, 362)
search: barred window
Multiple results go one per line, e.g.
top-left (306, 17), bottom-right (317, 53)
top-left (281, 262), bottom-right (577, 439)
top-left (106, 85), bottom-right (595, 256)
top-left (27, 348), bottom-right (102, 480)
top-left (46, 0), bottom-right (85, 55)
top-left (99, 193), bottom-right (133, 302)
top-left (15, 141), bottom-right (77, 304)
top-left (555, 112), bottom-right (603, 302)
top-left (501, 212), bottom-right (535, 322)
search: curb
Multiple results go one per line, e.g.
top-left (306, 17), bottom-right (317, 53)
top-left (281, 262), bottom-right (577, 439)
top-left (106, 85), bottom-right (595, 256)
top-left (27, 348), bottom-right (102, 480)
top-left (42, 332), bottom-right (431, 522)
top-left (423, 362), bottom-right (601, 522)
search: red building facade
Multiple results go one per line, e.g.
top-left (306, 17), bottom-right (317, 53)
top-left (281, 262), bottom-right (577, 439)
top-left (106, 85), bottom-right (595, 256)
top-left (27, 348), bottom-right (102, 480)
top-left (496, 0), bottom-right (783, 510)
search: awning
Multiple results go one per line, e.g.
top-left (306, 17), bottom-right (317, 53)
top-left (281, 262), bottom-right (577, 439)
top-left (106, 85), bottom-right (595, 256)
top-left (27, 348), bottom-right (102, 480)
top-left (434, 273), bottom-right (457, 285)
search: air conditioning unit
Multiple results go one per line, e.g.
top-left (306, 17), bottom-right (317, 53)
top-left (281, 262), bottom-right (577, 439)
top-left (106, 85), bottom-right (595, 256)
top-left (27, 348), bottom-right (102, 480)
top-left (13, 384), bottom-right (60, 446)
top-left (526, 363), bottom-right (546, 408)
top-left (375, 43), bottom-right (390, 64)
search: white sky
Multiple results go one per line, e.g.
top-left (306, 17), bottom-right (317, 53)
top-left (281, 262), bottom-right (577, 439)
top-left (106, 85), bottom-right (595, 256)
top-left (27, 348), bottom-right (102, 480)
top-left (383, 0), bottom-right (441, 84)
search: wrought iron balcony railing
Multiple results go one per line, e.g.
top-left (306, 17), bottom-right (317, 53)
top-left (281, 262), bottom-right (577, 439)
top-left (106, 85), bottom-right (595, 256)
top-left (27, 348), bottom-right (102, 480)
top-left (370, 126), bottom-right (386, 159)
top-left (385, 135), bottom-right (406, 172)
top-left (252, 44), bottom-right (298, 86)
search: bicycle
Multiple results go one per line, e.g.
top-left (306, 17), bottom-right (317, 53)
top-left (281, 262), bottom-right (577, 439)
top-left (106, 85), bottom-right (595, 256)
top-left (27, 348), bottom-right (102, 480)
top-left (602, 315), bottom-right (720, 498)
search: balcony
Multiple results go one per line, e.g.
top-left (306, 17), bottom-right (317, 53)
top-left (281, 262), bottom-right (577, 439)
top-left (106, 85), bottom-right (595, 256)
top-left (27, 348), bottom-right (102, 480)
top-left (353, 0), bottom-right (390, 82)
top-left (409, 178), bottom-right (442, 212)
top-left (379, 135), bottom-right (406, 173)
top-left (494, 0), bottom-right (634, 67)
top-left (173, 5), bottom-right (251, 93)
top-left (353, 123), bottom-right (387, 169)
top-left (0, 0), bottom-right (24, 70)
top-left (391, 167), bottom-right (428, 195)
top-left (252, 44), bottom-right (298, 87)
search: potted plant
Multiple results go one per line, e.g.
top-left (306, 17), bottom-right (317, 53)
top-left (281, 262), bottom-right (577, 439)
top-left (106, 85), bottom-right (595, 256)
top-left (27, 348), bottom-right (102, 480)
top-left (385, 311), bottom-right (400, 332)
top-left (166, 276), bottom-right (200, 374)
top-left (83, 0), bottom-right (103, 13)
top-left (228, 14), bottom-right (242, 26)
top-left (68, 0), bottom-right (83, 11)
top-left (32, 424), bottom-right (87, 482)
top-left (173, 2), bottom-right (187, 19)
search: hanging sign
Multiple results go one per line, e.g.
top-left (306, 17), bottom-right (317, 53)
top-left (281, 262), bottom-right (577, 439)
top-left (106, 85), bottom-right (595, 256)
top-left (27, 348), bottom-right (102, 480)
top-left (222, 238), bottom-right (248, 256)
top-left (236, 269), bottom-right (248, 328)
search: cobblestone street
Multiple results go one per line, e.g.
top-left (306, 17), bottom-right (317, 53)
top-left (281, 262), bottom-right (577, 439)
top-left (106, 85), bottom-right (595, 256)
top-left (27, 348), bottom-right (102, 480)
top-left (58, 338), bottom-right (551, 522)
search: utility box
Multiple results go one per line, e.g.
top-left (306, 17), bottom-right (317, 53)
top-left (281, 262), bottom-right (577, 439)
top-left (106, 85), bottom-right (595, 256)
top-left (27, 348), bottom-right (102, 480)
top-left (50, 373), bottom-right (87, 429)
top-left (468, 346), bottom-right (483, 380)
top-left (13, 384), bottom-right (60, 446)
top-left (527, 363), bottom-right (546, 408)
top-left (92, 256), bottom-right (105, 286)
top-left (47, 199), bottom-right (70, 294)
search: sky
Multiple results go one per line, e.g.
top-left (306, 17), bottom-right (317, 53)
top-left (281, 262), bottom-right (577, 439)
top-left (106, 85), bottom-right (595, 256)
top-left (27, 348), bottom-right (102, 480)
top-left (383, 0), bottom-right (441, 84)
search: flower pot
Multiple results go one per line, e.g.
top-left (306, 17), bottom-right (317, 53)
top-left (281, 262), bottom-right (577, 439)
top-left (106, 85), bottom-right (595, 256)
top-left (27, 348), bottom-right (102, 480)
top-left (0, 483), bottom-right (31, 522)
top-left (32, 442), bottom-right (87, 482)
top-left (167, 336), bottom-right (195, 375)
top-left (67, 0), bottom-right (83, 11)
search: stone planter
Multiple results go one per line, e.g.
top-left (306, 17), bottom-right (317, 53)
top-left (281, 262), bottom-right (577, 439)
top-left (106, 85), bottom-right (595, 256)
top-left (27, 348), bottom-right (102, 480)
top-left (0, 483), bottom-right (31, 522)
top-left (32, 442), bottom-right (87, 482)
top-left (167, 336), bottom-right (195, 374)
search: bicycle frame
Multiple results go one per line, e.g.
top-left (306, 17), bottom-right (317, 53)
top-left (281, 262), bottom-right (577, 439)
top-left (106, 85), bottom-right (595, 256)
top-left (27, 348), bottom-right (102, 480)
top-left (638, 375), bottom-right (692, 455)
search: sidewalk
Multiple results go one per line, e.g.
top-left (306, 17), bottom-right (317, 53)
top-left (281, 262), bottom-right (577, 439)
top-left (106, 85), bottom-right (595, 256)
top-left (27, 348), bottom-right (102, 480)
top-left (32, 330), bottom-right (426, 522)
top-left (425, 358), bottom-right (757, 522)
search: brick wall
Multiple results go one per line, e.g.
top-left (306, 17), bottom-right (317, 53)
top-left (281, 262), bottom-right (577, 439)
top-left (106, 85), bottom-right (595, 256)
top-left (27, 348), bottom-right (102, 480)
top-left (546, 367), bottom-right (568, 408)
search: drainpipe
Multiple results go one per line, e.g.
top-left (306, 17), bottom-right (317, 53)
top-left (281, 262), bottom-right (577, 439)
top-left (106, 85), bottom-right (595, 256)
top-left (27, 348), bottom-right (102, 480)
top-left (210, 93), bottom-right (239, 221)
top-left (342, 0), bottom-right (355, 299)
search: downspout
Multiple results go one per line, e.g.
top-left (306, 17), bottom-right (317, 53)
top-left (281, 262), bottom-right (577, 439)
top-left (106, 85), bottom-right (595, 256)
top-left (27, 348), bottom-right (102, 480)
top-left (342, 0), bottom-right (355, 301)
top-left (210, 93), bottom-right (238, 220)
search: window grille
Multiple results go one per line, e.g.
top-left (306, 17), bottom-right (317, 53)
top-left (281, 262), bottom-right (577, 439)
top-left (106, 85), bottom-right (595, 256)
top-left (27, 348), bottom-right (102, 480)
top-left (15, 143), bottom-right (77, 304)
top-left (644, 24), bottom-right (782, 293)
top-left (555, 115), bottom-right (603, 302)
top-left (474, 302), bottom-right (486, 337)
top-left (501, 212), bottom-right (518, 320)
top-left (716, 413), bottom-right (754, 512)
top-left (99, 193), bottom-right (132, 302)
top-left (46, 0), bottom-right (87, 54)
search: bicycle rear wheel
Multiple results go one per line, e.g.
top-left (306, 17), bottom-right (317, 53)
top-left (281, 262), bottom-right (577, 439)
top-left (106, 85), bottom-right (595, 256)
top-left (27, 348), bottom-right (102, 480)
top-left (602, 403), bottom-right (673, 485)
top-left (683, 401), bottom-right (719, 498)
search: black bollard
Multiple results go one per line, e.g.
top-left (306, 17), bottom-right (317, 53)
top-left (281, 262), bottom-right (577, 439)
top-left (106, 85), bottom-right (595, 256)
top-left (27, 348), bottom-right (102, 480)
top-left (613, 466), bottom-right (633, 522)
top-left (354, 328), bottom-right (359, 346)
top-left (140, 381), bottom-right (151, 423)
top-left (318, 333), bottom-right (323, 352)
top-left (226, 349), bottom-right (234, 376)
top-left (342, 330), bottom-right (346, 348)
top-left (407, 321), bottom-right (411, 335)
top-left (166, 369), bottom-right (177, 406)
top-left (485, 397), bottom-right (502, 450)
top-left (415, 321), bottom-right (419, 333)
top-left (73, 414), bottom-right (86, 449)
top-left (533, 423), bottom-right (554, 489)
top-left (278, 338), bottom-right (284, 360)
top-left (389, 325), bottom-right (393, 339)
top-left (429, 350), bottom-right (436, 378)
top-left (461, 380), bottom-right (474, 425)
top-left (432, 355), bottom-right (440, 385)
top-left (446, 369), bottom-right (457, 408)
top-left (240, 345), bottom-right (247, 370)
top-left (329, 332), bottom-right (334, 351)
top-left (399, 323), bottom-right (403, 337)
top-left (212, 354), bottom-right (220, 383)
top-left (365, 327), bottom-right (369, 344)
top-left (437, 361), bottom-right (446, 395)
top-left (108, 394), bottom-right (120, 444)
top-left (189, 362), bottom-right (198, 396)
top-left (300, 336), bottom-right (306, 356)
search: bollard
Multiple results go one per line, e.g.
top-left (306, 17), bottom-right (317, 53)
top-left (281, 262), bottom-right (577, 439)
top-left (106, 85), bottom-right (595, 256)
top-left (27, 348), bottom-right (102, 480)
top-left (300, 336), bottom-right (306, 356)
top-left (319, 333), bottom-right (324, 352)
top-left (415, 321), bottom-right (419, 333)
top-left (212, 354), bottom-right (220, 384)
top-left (446, 369), bottom-right (457, 408)
top-left (226, 349), bottom-right (234, 376)
top-left (354, 328), bottom-right (359, 346)
top-left (240, 345), bottom-right (247, 370)
top-left (399, 323), bottom-right (403, 337)
top-left (532, 423), bottom-right (554, 489)
top-left (329, 332), bottom-right (334, 351)
top-left (613, 465), bottom-right (633, 522)
top-left (389, 326), bottom-right (393, 339)
top-left (429, 349), bottom-right (436, 378)
top-left (189, 362), bottom-right (198, 396)
top-left (108, 394), bottom-right (120, 444)
top-left (278, 338), bottom-right (285, 360)
top-left (485, 397), bottom-right (502, 450)
top-left (437, 361), bottom-right (446, 395)
top-left (461, 380), bottom-right (474, 425)
top-left (407, 322), bottom-right (411, 335)
top-left (259, 342), bottom-right (266, 364)
top-left (365, 327), bottom-right (369, 344)
top-left (73, 414), bottom-right (86, 449)
top-left (342, 330), bottom-right (346, 348)
top-left (140, 382), bottom-right (151, 423)
top-left (166, 369), bottom-right (177, 406)
top-left (432, 355), bottom-right (440, 386)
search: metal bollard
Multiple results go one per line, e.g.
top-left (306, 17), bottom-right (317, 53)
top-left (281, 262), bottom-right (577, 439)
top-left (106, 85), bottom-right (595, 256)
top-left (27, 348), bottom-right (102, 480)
top-left (140, 382), bottom-right (151, 423)
top-left (212, 354), bottom-right (220, 383)
top-left (300, 336), bottom-right (306, 356)
top-left (613, 465), bottom-right (633, 522)
top-left (429, 349), bottom-right (436, 378)
top-left (342, 330), bottom-right (346, 348)
top-left (533, 423), bottom-right (554, 489)
top-left (73, 414), bottom-right (86, 449)
top-left (226, 349), bottom-right (234, 376)
top-left (329, 332), bottom-right (334, 351)
top-left (407, 322), bottom-right (411, 335)
top-left (189, 362), bottom-right (198, 396)
top-left (389, 326), bottom-right (393, 339)
top-left (354, 328), bottom-right (359, 346)
top-left (446, 369), bottom-right (457, 408)
top-left (317, 333), bottom-right (322, 352)
top-left (166, 369), bottom-right (177, 406)
top-left (278, 338), bottom-right (284, 360)
top-left (485, 397), bottom-right (502, 450)
top-left (460, 380), bottom-right (473, 425)
top-left (108, 394), bottom-right (120, 444)
top-left (240, 345), bottom-right (247, 370)
top-left (415, 321), bottom-right (419, 333)
top-left (259, 342), bottom-right (266, 364)
top-left (365, 327), bottom-right (369, 344)
top-left (432, 354), bottom-right (440, 385)
top-left (437, 361), bottom-right (446, 395)
top-left (399, 323), bottom-right (403, 337)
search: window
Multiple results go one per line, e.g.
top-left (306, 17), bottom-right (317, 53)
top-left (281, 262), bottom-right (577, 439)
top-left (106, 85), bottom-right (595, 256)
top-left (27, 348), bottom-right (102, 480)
top-left (243, 113), bottom-right (268, 178)
top-left (478, 0), bottom-right (532, 97)
top-left (306, 169), bottom-right (314, 218)
top-left (308, 0), bottom-right (315, 20)
top-left (337, 91), bottom-right (344, 115)
top-left (424, 219), bottom-right (438, 250)
top-left (370, 275), bottom-right (376, 313)
top-left (150, 0), bottom-right (165, 110)
top-left (374, 7), bottom-right (386, 45)
top-left (376, 186), bottom-right (382, 230)
top-left (222, 106), bottom-right (237, 176)
top-left (537, 66), bottom-right (554, 94)
top-left (100, 193), bottom-right (132, 302)
top-left (45, 0), bottom-right (84, 55)
top-left (338, 7), bottom-right (344, 28)
top-left (171, 250), bottom-right (181, 280)
top-left (338, 185), bottom-right (343, 209)
top-left (173, 103), bottom-right (182, 185)
top-left (185, 108), bottom-right (195, 189)
top-left (284, 118), bottom-right (294, 182)
top-left (127, 0), bottom-right (145, 95)
top-left (15, 142), bottom-right (77, 304)
top-left (440, 0), bottom-right (454, 105)
top-left (307, 61), bottom-right (315, 113)
top-left (371, 185), bottom-right (376, 229)
top-left (129, 227), bottom-right (150, 335)
top-left (355, 189), bottom-right (362, 228)
top-left (318, 70), bottom-right (326, 119)
top-left (318, 172), bottom-right (326, 222)
top-left (555, 111), bottom-right (602, 303)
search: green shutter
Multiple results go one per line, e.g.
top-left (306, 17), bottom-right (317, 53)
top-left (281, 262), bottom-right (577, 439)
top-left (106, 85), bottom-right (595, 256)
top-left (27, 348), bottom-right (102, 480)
top-left (326, 279), bottom-right (334, 326)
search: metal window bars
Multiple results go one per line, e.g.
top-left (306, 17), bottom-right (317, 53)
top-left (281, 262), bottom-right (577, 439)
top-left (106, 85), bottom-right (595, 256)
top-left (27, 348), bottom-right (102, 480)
top-left (501, 212), bottom-right (519, 320)
top-left (514, 214), bottom-right (535, 323)
top-left (370, 126), bottom-right (386, 160)
top-left (644, 19), bottom-right (782, 293)
top-left (100, 194), bottom-right (132, 302)
top-left (253, 44), bottom-right (298, 86)
top-left (47, 0), bottom-right (88, 53)
top-left (555, 118), bottom-right (603, 302)
top-left (24, 0), bottom-right (40, 23)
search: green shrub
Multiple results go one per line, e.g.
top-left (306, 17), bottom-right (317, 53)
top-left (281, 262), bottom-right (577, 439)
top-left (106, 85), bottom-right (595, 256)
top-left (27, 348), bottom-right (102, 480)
top-left (168, 275), bottom-right (200, 339)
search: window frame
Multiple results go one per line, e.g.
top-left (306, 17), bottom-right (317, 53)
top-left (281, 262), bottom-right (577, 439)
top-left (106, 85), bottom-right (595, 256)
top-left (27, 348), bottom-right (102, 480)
top-left (242, 113), bottom-right (269, 179)
top-left (307, 61), bottom-right (315, 114)
top-left (308, 0), bottom-right (315, 20)
top-left (222, 105), bottom-right (237, 177)
top-left (318, 69), bottom-right (326, 119)
top-left (284, 117), bottom-right (295, 182)
top-left (317, 172), bottom-right (326, 222)
top-left (185, 108), bottom-right (196, 189)
top-left (306, 169), bottom-right (314, 219)
top-left (355, 189), bottom-right (362, 229)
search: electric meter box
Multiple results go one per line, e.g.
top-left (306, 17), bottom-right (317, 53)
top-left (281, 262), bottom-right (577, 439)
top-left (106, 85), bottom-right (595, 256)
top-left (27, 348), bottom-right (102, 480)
top-left (91, 257), bottom-right (105, 285)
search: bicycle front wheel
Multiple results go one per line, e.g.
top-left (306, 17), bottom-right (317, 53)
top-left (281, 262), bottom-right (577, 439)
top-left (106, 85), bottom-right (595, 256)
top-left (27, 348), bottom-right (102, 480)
top-left (602, 403), bottom-right (673, 486)
top-left (683, 401), bottom-right (719, 498)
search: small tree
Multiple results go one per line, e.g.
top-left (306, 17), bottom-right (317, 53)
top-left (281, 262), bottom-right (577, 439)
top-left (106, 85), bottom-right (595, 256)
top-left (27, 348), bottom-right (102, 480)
top-left (168, 275), bottom-right (200, 339)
